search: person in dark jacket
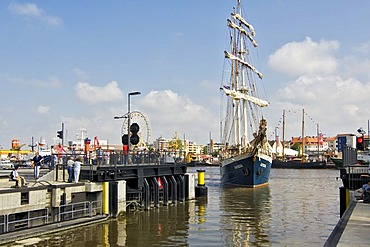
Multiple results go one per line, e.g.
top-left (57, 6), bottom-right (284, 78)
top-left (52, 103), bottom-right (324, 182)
top-left (32, 152), bottom-right (44, 179)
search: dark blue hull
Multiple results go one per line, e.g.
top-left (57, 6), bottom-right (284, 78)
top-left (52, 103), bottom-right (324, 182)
top-left (272, 159), bottom-right (327, 169)
top-left (220, 153), bottom-right (272, 187)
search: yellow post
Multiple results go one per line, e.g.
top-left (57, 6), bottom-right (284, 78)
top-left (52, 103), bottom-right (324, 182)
top-left (103, 182), bottom-right (109, 215)
top-left (197, 169), bottom-right (205, 186)
top-left (346, 188), bottom-right (350, 208)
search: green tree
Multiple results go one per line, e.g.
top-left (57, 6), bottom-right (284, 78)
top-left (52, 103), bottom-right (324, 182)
top-left (291, 142), bottom-right (300, 151)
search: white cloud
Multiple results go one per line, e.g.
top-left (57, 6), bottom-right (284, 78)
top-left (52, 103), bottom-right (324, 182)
top-left (73, 81), bottom-right (124, 104)
top-left (273, 74), bottom-right (370, 137)
top-left (140, 90), bottom-right (218, 143)
top-left (37, 105), bottom-right (50, 114)
top-left (8, 2), bottom-right (62, 26)
top-left (268, 37), bottom-right (339, 77)
top-left (341, 56), bottom-right (370, 82)
top-left (277, 75), bottom-right (368, 103)
top-left (267, 37), bottom-right (370, 137)
top-left (53, 90), bottom-right (218, 145)
top-left (354, 41), bottom-right (370, 54)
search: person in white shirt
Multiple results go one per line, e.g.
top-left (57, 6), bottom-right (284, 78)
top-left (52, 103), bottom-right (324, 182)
top-left (11, 165), bottom-right (27, 188)
top-left (67, 156), bottom-right (74, 182)
top-left (74, 157), bottom-right (83, 183)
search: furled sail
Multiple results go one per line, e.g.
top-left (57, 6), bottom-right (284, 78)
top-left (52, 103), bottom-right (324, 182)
top-left (231, 13), bottom-right (256, 36)
top-left (221, 86), bottom-right (269, 107)
top-left (224, 51), bottom-right (263, 79)
top-left (227, 19), bottom-right (258, 47)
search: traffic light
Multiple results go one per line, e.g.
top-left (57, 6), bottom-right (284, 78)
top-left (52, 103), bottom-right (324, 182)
top-left (356, 136), bottom-right (364, 150)
top-left (57, 130), bottom-right (63, 139)
top-left (121, 134), bottom-right (128, 145)
top-left (130, 123), bottom-right (140, 145)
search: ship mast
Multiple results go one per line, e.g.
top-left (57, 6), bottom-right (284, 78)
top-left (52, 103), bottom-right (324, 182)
top-left (233, 5), bottom-right (241, 150)
top-left (221, 0), bottom-right (268, 149)
top-left (282, 110), bottom-right (286, 160)
top-left (301, 108), bottom-right (305, 160)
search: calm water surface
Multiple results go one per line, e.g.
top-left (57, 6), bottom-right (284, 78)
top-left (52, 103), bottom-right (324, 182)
top-left (8, 167), bottom-right (343, 246)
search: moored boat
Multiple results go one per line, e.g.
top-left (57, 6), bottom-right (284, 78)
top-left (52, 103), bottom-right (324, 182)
top-left (330, 150), bottom-right (370, 169)
top-left (330, 156), bottom-right (343, 168)
top-left (272, 159), bottom-right (327, 169)
top-left (357, 150), bottom-right (370, 165)
top-left (219, 0), bottom-right (272, 187)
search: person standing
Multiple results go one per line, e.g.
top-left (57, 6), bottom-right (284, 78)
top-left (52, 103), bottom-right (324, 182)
top-left (67, 156), bottom-right (74, 182)
top-left (11, 165), bottom-right (27, 188)
top-left (74, 156), bottom-right (83, 183)
top-left (32, 152), bottom-right (44, 179)
top-left (55, 143), bottom-right (66, 167)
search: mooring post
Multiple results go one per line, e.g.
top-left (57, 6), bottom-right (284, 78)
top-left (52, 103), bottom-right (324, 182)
top-left (339, 186), bottom-right (349, 217)
top-left (162, 176), bottom-right (169, 206)
top-left (103, 182), bottom-right (109, 215)
top-left (178, 175), bottom-right (185, 202)
top-left (152, 177), bottom-right (159, 207)
top-left (169, 176), bottom-right (177, 204)
top-left (143, 178), bottom-right (150, 210)
top-left (195, 169), bottom-right (208, 197)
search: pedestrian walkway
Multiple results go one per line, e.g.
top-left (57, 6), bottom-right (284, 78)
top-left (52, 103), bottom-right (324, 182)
top-left (325, 200), bottom-right (370, 246)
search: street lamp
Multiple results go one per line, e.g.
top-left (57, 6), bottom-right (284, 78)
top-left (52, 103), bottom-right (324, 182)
top-left (127, 91), bottom-right (141, 156)
top-left (114, 91), bottom-right (141, 164)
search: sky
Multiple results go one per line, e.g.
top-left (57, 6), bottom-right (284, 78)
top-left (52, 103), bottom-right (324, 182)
top-left (1, 0), bottom-right (370, 150)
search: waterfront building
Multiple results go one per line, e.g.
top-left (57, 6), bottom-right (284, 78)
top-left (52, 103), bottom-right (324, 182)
top-left (205, 141), bottom-right (224, 155)
top-left (153, 136), bottom-right (170, 151)
top-left (326, 136), bottom-right (337, 152)
top-left (187, 141), bottom-right (203, 155)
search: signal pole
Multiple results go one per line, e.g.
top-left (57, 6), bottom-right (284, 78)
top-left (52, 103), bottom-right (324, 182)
top-left (60, 123), bottom-right (64, 146)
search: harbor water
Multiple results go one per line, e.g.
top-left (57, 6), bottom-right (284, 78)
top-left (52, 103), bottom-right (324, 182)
top-left (7, 167), bottom-right (343, 246)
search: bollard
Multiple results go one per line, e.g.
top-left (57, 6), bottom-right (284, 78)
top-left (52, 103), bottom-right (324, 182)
top-left (339, 186), bottom-right (347, 217)
top-left (197, 169), bottom-right (205, 186)
top-left (195, 169), bottom-right (208, 197)
top-left (103, 182), bottom-right (109, 215)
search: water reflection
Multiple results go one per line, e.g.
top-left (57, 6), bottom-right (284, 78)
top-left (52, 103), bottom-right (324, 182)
top-left (219, 186), bottom-right (272, 246)
top-left (6, 168), bottom-right (343, 246)
top-left (123, 202), bottom-right (191, 246)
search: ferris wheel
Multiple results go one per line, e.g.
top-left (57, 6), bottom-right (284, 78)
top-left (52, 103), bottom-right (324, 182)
top-left (120, 110), bottom-right (151, 147)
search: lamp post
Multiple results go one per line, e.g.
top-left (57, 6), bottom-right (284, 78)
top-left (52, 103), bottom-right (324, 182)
top-left (127, 91), bottom-right (141, 157)
top-left (114, 91), bottom-right (141, 164)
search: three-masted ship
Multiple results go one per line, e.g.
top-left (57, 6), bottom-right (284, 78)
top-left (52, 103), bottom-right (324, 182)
top-left (219, 0), bottom-right (272, 187)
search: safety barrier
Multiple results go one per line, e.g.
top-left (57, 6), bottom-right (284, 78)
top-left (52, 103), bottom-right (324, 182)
top-left (0, 208), bottom-right (49, 234)
top-left (46, 150), bottom-right (187, 169)
top-left (340, 165), bottom-right (370, 190)
top-left (57, 200), bottom-right (102, 222)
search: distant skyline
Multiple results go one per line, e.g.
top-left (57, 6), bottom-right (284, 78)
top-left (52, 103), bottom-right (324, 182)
top-left (1, 1), bottom-right (370, 149)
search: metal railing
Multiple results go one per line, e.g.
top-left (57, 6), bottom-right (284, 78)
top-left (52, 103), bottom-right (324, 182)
top-left (340, 165), bottom-right (370, 190)
top-left (57, 200), bottom-right (102, 222)
top-left (48, 150), bottom-right (187, 168)
top-left (0, 215), bottom-right (5, 233)
top-left (108, 150), bottom-right (186, 166)
top-left (0, 208), bottom-right (49, 233)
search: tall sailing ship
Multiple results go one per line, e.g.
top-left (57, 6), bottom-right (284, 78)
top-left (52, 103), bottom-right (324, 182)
top-left (219, 0), bottom-right (273, 187)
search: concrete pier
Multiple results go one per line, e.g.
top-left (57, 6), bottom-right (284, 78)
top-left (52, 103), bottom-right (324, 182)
top-left (325, 194), bottom-right (370, 246)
